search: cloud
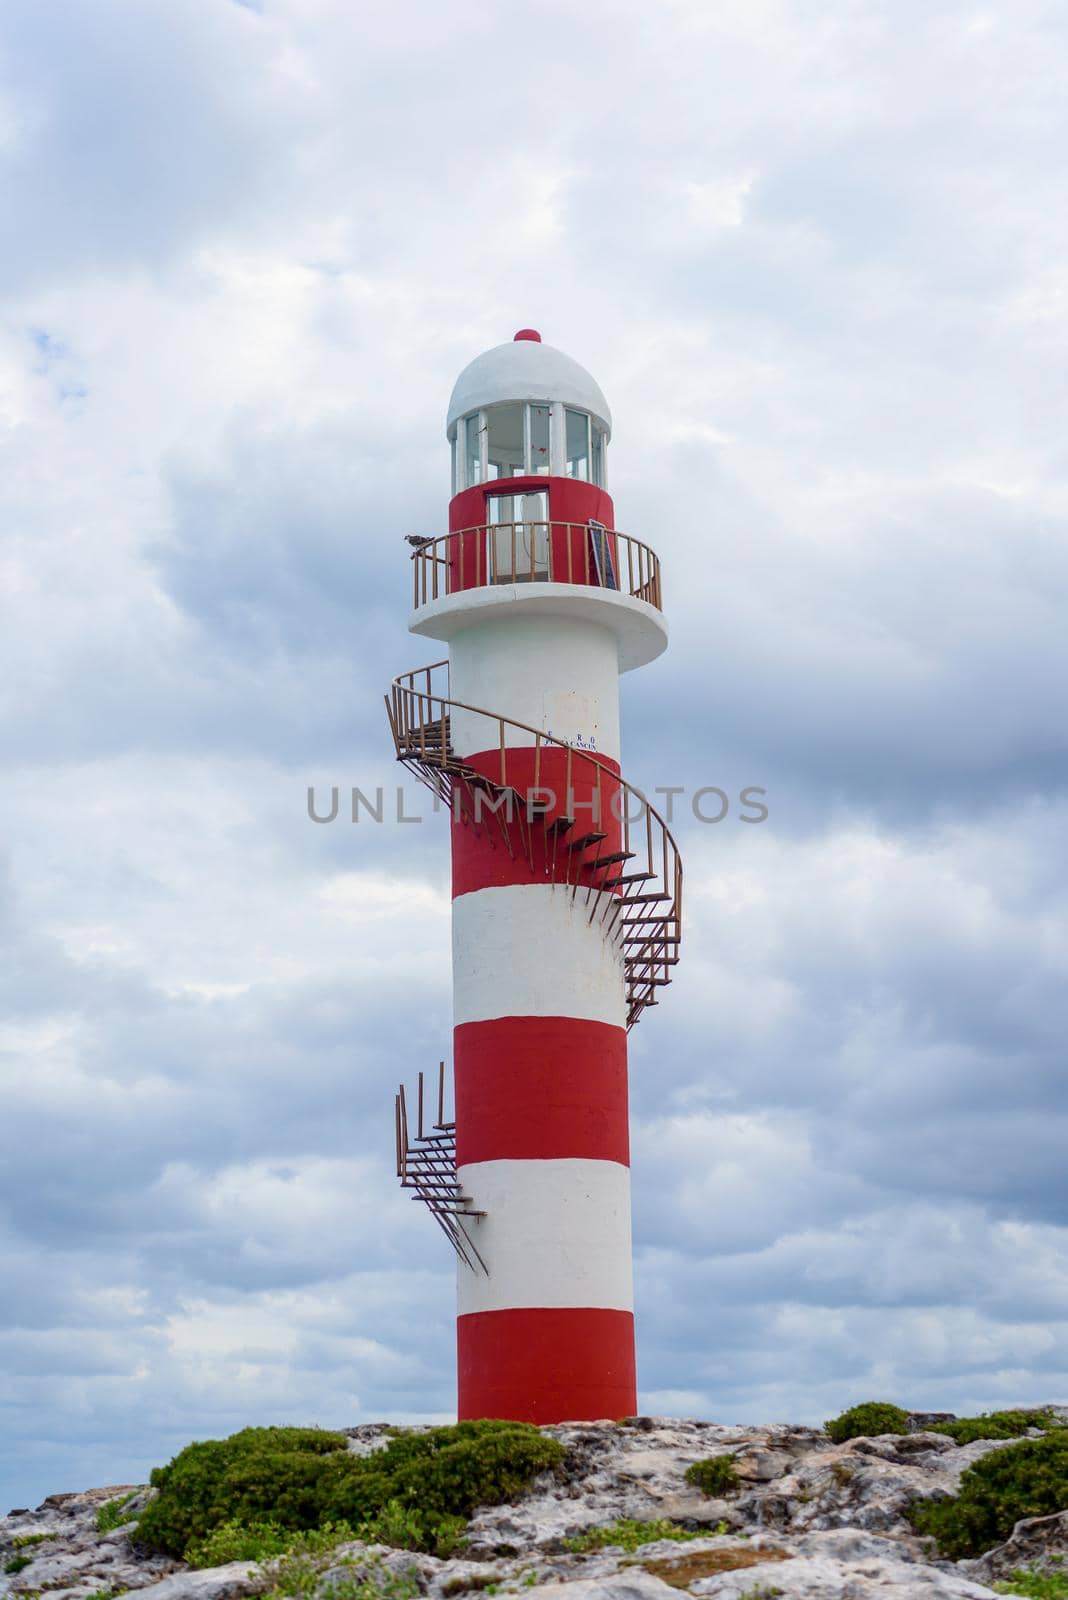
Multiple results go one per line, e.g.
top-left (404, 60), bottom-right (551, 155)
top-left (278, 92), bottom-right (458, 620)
top-left (0, 0), bottom-right (316, 292)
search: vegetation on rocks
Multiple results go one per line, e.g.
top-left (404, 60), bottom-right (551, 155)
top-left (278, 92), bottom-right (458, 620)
top-left (822, 1401), bottom-right (1064, 1448)
top-left (257, 1546), bottom-right (421, 1600)
top-left (929, 1411), bottom-right (1064, 1446)
top-left (9, 1412), bottom-right (1068, 1600)
top-left (561, 1518), bottom-right (705, 1553)
top-left (993, 1563), bottom-right (1068, 1598)
top-left (185, 1519), bottom-right (359, 1569)
top-left (684, 1453), bottom-right (741, 1496)
top-left (135, 1427), bottom-right (349, 1556)
top-left (909, 1430), bottom-right (1068, 1558)
top-left (135, 1421), bottom-right (565, 1561)
top-left (96, 1492), bottom-right (139, 1534)
top-left (824, 1402), bottom-right (911, 1443)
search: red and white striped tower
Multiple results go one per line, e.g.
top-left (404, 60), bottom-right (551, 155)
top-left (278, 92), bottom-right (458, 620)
top-left (390, 330), bottom-right (679, 1424)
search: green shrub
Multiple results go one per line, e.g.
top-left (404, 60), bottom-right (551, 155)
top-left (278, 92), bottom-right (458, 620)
top-left (352, 1501), bottom-right (467, 1560)
top-left (257, 1546), bottom-right (420, 1600)
top-left (562, 1518), bottom-right (704, 1553)
top-left (4, 1556), bottom-right (32, 1574)
top-left (994, 1561), bottom-right (1068, 1599)
top-left (11, 1534), bottom-right (56, 1550)
top-left (136, 1428), bottom-right (349, 1556)
top-left (135, 1421), bottom-right (563, 1561)
top-left (685, 1455), bottom-right (741, 1496)
top-left (185, 1519), bottom-right (357, 1569)
top-left (320, 1578), bottom-right (418, 1600)
top-left (908, 1431), bottom-right (1068, 1559)
top-left (824, 1403), bottom-right (911, 1444)
top-left (96, 1493), bottom-right (140, 1534)
top-left (930, 1411), bottom-right (1063, 1446)
top-left (318, 1422), bottom-right (563, 1529)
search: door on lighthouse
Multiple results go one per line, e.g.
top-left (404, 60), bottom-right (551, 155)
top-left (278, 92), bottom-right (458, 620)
top-left (487, 490), bottom-right (549, 583)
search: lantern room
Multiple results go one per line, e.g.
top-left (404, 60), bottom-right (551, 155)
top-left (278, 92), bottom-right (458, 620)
top-left (446, 329), bottom-right (615, 545)
top-left (409, 329), bottom-right (667, 673)
top-left (448, 329), bottom-right (610, 491)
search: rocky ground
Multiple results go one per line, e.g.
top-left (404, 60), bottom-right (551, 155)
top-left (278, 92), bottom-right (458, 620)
top-left (4, 1416), bottom-right (1068, 1600)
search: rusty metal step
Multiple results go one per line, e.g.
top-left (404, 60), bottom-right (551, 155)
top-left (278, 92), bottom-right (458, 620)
top-left (567, 831), bottom-right (607, 852)
top-left (589, 850), bottom-right (635, 869)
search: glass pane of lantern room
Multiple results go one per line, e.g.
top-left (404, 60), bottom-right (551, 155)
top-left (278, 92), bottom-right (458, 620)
top-left (485, 403), bottom-right (524, 481)
top-left (529, 404), bottom-right (551, 474)
top-left (465, 414), bottom-right (482, 485)
top-left (566, 409), bottom-right (590, 480)
top-left (591, 428), bottom-right (605, 487)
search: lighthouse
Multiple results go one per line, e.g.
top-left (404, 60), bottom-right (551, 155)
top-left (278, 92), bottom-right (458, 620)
top-left (389, 330), bottom-right (682, 1424)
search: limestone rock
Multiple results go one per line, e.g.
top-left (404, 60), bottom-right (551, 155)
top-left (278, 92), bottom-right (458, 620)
top-left (962, 1508), bottom-right (1068, 1585)
top-left (508, 1577), bottom-right (677, 1600)
top-left (676, 1527), bottom-right (997, 1596)
top-left (127, 1561), bottom-right (265, 1600)
top-left (732, 1449), bottom-right (793, 1483)
top-left (0, 1484), bottom-right (181, 1600)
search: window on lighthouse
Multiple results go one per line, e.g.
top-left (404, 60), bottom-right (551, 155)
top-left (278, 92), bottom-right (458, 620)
top-left (463, 412), bottom-right (486, 486)
top-left (529, 404), bottom-right (551, 474)
top-left (592, 427), bottom-right (605, 487)
top-left (464, 414), bottom-right (483, 485)
top-left (485, 403), bottom-right (524, 479)
top-left (565, 408), bottom-right (591, 480)
top-left (459, 402), bottom-right (611, 487)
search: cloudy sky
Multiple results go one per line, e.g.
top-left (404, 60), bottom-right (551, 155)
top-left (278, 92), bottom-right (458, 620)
top-left (2, 0), bottom-right (1067, 1516)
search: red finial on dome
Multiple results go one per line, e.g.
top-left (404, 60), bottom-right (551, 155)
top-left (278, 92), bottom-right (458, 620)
top-left (513, 328), bottom-right (542, 342)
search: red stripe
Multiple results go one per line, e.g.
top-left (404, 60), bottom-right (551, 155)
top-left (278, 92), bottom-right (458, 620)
top-left (451, 747), bottom-right (623, 897)
top-left (448, 480), bottom-right (616, 537)
top-left (458, 1307), bottom-right (636, 1422)
top-left (454, 1017), bottom-right (628, 1166)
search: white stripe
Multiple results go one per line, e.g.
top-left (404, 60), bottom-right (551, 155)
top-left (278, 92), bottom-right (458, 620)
top-left (448, 612), bottom-right (622, 763)
top-left (456, 1158), bottom-right (633, 1315)
top-left (452, 884), bottom-right (626, 1028)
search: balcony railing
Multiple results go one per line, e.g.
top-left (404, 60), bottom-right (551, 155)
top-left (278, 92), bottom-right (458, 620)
top-left (411, 522), bottom-right (663, 612)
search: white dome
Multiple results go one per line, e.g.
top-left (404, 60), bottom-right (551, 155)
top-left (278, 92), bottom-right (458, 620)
top-left (447, 333), bottom-right (612, 438)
